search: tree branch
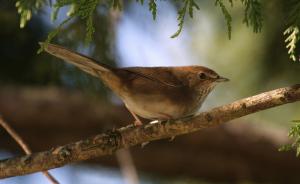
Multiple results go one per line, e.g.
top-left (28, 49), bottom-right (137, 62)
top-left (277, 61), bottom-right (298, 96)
top-left (1, 84), bottom-right (300, 179)
top-left (0, 117), bottom-right (59, 183)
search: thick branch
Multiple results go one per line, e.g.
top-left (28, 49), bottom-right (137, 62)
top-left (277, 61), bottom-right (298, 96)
top-left (1, 84), bottom-right (300, 178)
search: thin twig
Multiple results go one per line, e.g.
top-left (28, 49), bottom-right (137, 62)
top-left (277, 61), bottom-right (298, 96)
top-left (0, 84), bottom-right (300, 178)
top-left (116, 149), bottom-right (139, 184)
top-left (0, 116), bottom-right (60, 184)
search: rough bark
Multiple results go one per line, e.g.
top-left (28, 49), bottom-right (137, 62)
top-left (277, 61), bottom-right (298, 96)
top-left (0, 84), bottom-right (300, 179)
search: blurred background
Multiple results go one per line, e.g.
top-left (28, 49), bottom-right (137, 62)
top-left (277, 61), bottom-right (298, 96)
top-left (1, 0), bottom-right (300, 183)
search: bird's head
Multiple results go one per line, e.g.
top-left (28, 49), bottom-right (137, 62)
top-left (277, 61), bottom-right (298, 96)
top-left (181, 66), bottom-right (229, 92)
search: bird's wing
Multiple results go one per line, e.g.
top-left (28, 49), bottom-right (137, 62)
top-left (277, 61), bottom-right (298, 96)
top-left (120, 67), bottom-right (184, 88)
top-left (42, 43), bottom-right (182, 88)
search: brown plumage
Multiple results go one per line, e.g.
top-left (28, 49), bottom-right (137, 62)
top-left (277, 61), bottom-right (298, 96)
top-left (42, 43), bottom-right (229, 125)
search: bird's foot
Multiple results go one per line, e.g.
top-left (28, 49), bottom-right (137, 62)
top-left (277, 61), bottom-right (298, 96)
top-left (169, 136), bottom-right (176, 142)
top-left (150, 120), bottom-right (160, 124)
top-left (134, 120), bottom-right (143, 126)
top-left (144, 120), bottom-right (161, 129)
top-left (141, 141), bottom-right (150, 148)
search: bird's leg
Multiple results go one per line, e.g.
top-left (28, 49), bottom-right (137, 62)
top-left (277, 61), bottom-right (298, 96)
top-left (124, 107), bottom-right (149, 147)
top-left (125, 105), bottom-right (143, 126)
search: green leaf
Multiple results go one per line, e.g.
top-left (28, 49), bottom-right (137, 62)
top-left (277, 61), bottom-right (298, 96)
top-left (278, 144), bottom-right (292, 152)
top-left (280, 121), bottom-right (300, 157)
top-left (171, 0), bottom-right (200, 38)
top-left (136, 0), bottom-right (144, 5)
top-left (297, 145), bottom-right (300, 157)
top-left (286, 0), bottom-right (300, 27)
top-left (85, 13), bottom-right (95, 44)
top-left (284, 26), bottom-right (299, 61)
top-left (38, 16), bottom-right (74, 53)
top-left (48, 0), bottom-right (100, 45)
top-left (171, 0), bottom-right (189, 38)
top-left (15, 0), bottom-right (46, 28)
top-left (188, 0), bottom-right (200, 18)
top-left (241, 0), bottom-right (263, 33)
top-left (148, 0), bottom-right (157, 20)
top-left (215, 0), bottom-right (232, 39)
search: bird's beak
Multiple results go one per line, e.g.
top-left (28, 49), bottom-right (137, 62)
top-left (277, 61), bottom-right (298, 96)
top-left (216, 76), bottom-right (229, 82)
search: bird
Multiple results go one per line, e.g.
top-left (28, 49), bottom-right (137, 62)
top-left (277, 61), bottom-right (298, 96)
top-left (41, 43), bottom-right (229, 126)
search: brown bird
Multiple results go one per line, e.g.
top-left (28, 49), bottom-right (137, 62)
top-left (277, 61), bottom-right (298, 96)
top-left (42, 43), bottom-right (229, 125)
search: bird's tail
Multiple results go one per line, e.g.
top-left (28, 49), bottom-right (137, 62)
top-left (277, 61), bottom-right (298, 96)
top-left (41, 43), bottom-right (112, 77)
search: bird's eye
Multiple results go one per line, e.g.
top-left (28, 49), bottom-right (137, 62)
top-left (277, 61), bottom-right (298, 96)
top-left (198, 72), bottom-right (207, 80)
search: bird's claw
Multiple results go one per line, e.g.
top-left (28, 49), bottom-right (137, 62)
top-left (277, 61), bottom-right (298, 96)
top-left (169, 136), bottom-right (175, 141)
top-left (134, 120), bottom-right (143, 126)
top-left (141, 142), bottom-right (149, 148)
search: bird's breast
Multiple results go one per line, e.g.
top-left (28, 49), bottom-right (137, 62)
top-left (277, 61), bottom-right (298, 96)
top-left (121, 87), bottom-right (203, 120)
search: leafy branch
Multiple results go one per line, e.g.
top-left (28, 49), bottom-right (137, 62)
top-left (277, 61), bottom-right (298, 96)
top-left (13, 0), bottom-right (300, 60)
top-left (241, 0), bottom-right (263, 33)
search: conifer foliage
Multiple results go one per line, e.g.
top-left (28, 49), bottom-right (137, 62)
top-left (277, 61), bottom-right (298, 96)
top-left (14, 0), bottom-right (300, 61)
